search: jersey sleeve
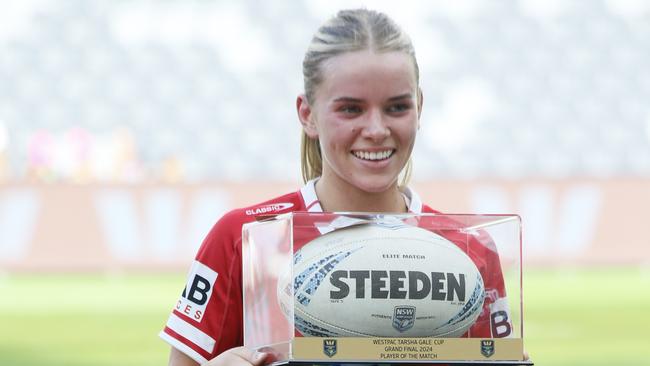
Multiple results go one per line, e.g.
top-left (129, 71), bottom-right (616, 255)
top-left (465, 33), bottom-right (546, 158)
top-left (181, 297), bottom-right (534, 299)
top-left (159, 211), bottom-right (245, 364)
top-left (466, 230), bottom-right (515, 338)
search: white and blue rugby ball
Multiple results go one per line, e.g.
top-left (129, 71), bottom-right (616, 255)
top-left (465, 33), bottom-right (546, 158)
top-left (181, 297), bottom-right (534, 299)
top-left (277, 223), bottom-right (485, 338)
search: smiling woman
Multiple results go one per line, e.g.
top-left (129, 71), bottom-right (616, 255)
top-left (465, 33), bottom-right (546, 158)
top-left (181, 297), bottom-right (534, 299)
top-left (160, 8), bottom-right (513, 366)
top-left (297, 50), bottom-right (422, 206)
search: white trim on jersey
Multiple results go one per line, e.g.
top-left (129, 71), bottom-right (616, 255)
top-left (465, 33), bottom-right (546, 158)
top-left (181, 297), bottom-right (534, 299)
top-left (300, 179), bottom-right (323, 212)
top-left (300, 178), bottom-right (424, 214)
top-left (164, 312), bottom-right (217, 353)
top-left (402, 186), bottom-right (423, 213)
top-left (159, 330), bottom-right (209, 364)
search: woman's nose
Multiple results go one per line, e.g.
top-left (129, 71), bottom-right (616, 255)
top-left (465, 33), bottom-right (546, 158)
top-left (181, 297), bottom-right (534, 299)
top-left (361, 109), bottom-right (390, 140)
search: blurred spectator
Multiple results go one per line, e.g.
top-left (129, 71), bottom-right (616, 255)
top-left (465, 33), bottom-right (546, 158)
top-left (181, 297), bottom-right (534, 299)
top-left (108, 127), bottom-right (142, 183)
top-left (161, 155), bottom-right (185, 183)
top-left (0, 121), bottom-right (8, 181)
top-left (26, 130), bottom-right (56, 182)
top-left (23, 127), bottom-right (144, 183)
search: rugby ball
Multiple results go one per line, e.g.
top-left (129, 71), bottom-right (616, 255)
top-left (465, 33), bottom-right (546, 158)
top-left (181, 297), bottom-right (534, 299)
top-left (277, 222), bottom-right (485, 337)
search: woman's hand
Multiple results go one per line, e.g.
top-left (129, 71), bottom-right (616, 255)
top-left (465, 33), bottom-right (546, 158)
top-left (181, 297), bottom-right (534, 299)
top-left (168, 346), bottom-right (268, 366)
top-left (202, 347), bottom-right (268, 366)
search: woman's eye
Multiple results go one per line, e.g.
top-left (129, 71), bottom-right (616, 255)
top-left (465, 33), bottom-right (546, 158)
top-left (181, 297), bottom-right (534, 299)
top-left (387, 103), bottom-right (411, 113)
top-left (339, 105), bottom-right (363, 114)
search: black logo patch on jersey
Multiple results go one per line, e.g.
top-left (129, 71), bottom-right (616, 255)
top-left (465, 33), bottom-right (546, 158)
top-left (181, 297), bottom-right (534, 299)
top-left (182, 274), bottom-right (212, 305)
top-left (176, 261), bottom-right (218, 322)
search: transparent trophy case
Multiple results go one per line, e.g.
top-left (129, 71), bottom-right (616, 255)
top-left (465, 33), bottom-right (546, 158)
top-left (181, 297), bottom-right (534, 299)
top-left (242, 212), bottom-right (530, 365)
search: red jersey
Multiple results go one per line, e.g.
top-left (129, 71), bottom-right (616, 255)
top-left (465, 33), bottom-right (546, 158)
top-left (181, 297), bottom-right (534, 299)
top-left (160, 180), bottom-right (513, 363)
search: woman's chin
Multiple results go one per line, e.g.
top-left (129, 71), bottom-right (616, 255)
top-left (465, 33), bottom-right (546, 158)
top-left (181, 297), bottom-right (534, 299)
top-left (350, 176), bottom-right (399, 194)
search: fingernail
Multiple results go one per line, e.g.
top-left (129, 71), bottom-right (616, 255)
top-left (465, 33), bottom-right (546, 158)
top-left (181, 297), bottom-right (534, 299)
top-left (254, 351), bottom-right (266, 361)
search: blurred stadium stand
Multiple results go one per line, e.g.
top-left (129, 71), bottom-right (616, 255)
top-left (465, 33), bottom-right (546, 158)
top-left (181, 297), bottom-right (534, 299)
top-left (1, 1), bottom-right (650, 270)
top-left (0, 0), bottom-right (648, 183)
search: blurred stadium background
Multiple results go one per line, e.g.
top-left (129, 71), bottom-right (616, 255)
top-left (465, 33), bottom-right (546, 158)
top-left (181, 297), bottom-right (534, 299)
top-left (0, 0), bottom-right (649, 365)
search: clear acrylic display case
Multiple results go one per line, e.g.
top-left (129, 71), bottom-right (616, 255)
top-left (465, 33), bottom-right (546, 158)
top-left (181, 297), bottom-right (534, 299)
top-left (242, 212), bottom-right (530, 365)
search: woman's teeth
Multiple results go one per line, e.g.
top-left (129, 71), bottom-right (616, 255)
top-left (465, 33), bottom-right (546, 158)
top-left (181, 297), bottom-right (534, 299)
top-left (353, 150), bottom-right (394, 161)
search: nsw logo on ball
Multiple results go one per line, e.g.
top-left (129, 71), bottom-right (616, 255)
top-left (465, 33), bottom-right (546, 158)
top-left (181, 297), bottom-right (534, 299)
top-left (392, 305), bottom-right (416, 332)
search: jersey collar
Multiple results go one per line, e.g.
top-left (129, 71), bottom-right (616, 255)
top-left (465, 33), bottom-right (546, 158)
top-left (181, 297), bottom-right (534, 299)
top-left (299, 178), bottom-right (423, 214)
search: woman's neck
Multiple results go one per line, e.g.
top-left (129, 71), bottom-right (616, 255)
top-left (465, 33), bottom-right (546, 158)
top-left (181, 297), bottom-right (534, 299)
top-left (314, 176), bottom-right (407, 213)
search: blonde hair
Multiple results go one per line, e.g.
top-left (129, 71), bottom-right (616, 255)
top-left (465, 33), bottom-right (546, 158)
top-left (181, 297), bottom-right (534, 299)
top-left (300, 9), bottom-right (418, 186)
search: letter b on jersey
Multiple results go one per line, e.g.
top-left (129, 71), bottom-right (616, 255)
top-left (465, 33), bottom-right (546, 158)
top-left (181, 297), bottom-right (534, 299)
top-left (183, 275), bottom-right (212, 305)
top-left (491, 310), bottom-right (512, 338)
top-left (177, 261), bottom-right (218, 322)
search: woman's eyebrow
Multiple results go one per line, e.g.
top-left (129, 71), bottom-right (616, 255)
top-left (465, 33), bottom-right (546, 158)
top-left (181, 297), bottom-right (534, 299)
top-left (332, 97), bottom-right (364, 103)
top-left (332, 94), bottom-right (413, 103)
top-left (387, 93), bottom-right (413, 102)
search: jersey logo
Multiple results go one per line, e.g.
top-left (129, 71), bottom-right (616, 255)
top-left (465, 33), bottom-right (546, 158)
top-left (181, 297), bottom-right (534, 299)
top-left (245, 203), bottom-right (294, 216)
top-left (176, 261), bottom-right (218, 322)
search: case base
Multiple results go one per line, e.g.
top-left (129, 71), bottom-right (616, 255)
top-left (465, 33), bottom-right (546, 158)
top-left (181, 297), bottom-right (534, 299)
top-left (269, 361), bottom-right (534, 365)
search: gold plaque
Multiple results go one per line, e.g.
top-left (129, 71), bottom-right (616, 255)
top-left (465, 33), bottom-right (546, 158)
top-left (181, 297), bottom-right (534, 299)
top-left (292, 337), bottom-right (524, 362)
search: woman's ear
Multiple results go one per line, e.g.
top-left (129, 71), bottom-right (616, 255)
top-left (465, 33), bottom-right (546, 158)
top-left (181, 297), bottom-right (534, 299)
top-left (297, 94), bottom-right (319, 138)
top-left (417, 87), bottom-right (424, 121)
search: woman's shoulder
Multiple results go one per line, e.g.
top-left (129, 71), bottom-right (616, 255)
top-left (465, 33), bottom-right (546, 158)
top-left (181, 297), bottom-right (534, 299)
top-left (418, 204), bottom-right (501, 258)
top-left (420, 204), bottom-right (440, 214)
top-left (213, 189), bottom-right (307, 230)
top-left (197, 189), bottom-right (307, 255)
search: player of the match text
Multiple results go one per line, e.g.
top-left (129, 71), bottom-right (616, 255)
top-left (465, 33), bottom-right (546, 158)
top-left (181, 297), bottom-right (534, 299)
top-left (374, 339), bottom-right (443, 360)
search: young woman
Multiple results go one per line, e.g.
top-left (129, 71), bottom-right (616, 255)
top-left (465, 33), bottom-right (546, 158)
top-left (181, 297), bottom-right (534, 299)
top-left (161, 9), bottom-right (513, 366)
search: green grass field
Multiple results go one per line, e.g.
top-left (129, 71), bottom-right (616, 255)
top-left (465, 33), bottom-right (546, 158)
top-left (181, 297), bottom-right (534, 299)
top-left (0, 269), bottom-right (648, 366)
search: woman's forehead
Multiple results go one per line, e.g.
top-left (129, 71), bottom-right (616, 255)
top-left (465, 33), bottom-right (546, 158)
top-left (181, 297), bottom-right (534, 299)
top-left (317, 50), bottom-right (418, 100)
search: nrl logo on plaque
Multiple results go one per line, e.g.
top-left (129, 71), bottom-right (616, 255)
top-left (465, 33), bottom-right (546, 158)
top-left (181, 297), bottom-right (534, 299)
top-left (480, 340), bottom-right (495, 358)
top-left (392, 305), bottom-right (416, 332)
top-left (323, 339), bottom-right (337, 358)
